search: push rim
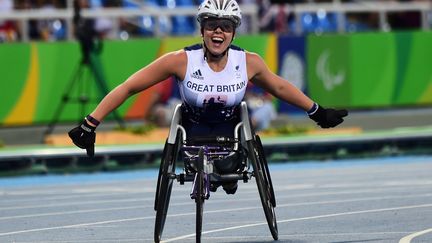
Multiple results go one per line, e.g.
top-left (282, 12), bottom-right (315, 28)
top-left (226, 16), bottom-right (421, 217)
top-left (248, 140), bottom-right (278, 240)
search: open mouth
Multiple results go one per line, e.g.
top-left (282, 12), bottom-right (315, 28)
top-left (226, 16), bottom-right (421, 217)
top-left (211, 37), bottom-right (224, 46)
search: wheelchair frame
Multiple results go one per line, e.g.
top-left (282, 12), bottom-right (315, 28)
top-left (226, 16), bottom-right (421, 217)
top-left (153, 101), bottom-right (278, 243)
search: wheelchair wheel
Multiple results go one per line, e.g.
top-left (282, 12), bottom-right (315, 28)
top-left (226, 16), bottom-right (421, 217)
top-left (154, 137), bottom-right (180, 243)
top-left (247, 140), bottom-right (278, 240)
top-left (154, 140), bottom-right (168, 211)
top-left (255, 135), bottom-right (276, 207)
top-left (195, 148), bottom-right (205, 243)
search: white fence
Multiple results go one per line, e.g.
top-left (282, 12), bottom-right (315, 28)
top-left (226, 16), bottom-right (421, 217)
top-left (0, 1), bottom-right (431, 42)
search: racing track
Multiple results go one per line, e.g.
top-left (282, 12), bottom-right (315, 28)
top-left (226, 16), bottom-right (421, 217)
top-left (0, 155), bottom-right (431, 243)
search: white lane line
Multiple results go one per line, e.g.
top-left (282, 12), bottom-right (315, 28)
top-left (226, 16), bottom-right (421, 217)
top-left (0, 206), bottom-right (149, 221)
top-left (3, 176), bottom-right (431, 204)
top-left (0, 192), bottom-right (145, 204)
top-left (2, 192), bottom-right (432, 222)
top-left (0, 198), bottom-right (149, 211)
top-left (0, 206), bottom-right (259, 237)
top-left (0, 216), bottom-right (155, 237)
top-left (1, 202), bottom-right (431, 237)
top-left (3, 193), bottom-right (432, 221)
top-left (162, 203), bottom-right (432, 242)
top-left (9, 239), bottom-right (153, 243)
top-left (399, 228), bottom-right (432, 243)
top-left (201, 232), bottom-right (412, 240)
top-left (208, 232), bottom-right (411, 238)
top-left (0, 185), bottom-right (423, 211)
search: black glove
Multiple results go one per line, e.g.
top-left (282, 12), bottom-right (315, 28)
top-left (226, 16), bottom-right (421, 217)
top-left (68, 119), bottom-right (96, 157)
top-left (308, 104), bottom-right (348, 128)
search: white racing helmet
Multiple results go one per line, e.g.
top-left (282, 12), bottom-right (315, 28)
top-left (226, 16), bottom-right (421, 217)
top-left (197, 0), bottom-right (242, 28)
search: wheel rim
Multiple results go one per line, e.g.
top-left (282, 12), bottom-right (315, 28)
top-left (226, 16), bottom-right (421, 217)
top-left (154, 137), bottom-right (179, 243)
top-left (255, 135), bottom-right (276, 207)
top-left (248, 140), bottom-right (278, 240)
top-left (196, 148), bottom-right (205, 243)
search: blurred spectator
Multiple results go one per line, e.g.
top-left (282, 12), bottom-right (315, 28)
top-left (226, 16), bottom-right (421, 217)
top-left (237, 0), bottom-right (256, 34)
top-left (245, 84), bottom-right (277, 131)
top-left (0, 0), bottom-right (19, 42)
top-left (162, 0), bottom-right (196, 36)
top-left (258, 0), bottom-right (276, 32)
top-left (120, 0), bottom-right (164, 38)
top-left (287, 10), bottom-right (339, 34)
top-left (37, 0), bottom-right (67, 41)
top-left (388, 0), bottom-right (422, 30)
top-left (345, 12), bottom-right (375, 32)
top-left (146, 76), bottom-right (182, 127)
top-left (15, 0), bottom-right (39, 40)
top-left (274, 3), bottom-right (287, 33)
top-left (16, 0), bottom-right (67, 41)
top-left (90, 0), bottom-right (116, 39)
top-left (4, 0), bottom-right (431, 41)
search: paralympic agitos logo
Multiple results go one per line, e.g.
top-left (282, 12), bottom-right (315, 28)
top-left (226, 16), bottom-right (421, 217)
top-left (316, 50), bottom-right (345, 91)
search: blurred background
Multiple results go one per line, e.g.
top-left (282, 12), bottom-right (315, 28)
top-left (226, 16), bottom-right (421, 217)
top-left (0, 0), bottom-right (431, 175)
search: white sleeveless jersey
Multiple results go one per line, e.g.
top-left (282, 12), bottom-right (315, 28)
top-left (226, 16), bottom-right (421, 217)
top-left (178, 44), bottom-right (248, 109)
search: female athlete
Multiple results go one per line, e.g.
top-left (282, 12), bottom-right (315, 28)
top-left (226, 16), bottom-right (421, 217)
top-left (69, 0), bottom-right (348, 163)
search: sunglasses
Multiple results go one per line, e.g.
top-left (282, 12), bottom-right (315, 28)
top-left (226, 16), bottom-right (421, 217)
top-left (202, 19), bottom-right (235, 33)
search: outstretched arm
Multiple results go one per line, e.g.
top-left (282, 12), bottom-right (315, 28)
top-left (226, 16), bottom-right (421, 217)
top-left (89, 51), bottom-right (186, 123)
top-left (246, 52), bottom-right (347, 128)
top-left (68, 50), bottom-right (186, 156)
top-left (247, 52), bottom-right (314, 111)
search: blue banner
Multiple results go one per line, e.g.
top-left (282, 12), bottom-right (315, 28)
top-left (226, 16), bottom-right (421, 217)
top-left (276, 35), bottom-right (307, 114)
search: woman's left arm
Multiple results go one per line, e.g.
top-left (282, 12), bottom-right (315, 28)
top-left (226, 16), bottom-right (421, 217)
top-left (246, 52), bottom-right (314, 112)
top-left (246, 52), bottom-right (348, 128)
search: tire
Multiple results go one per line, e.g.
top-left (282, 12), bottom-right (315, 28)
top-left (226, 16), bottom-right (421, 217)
top-left (195, 148), bottom-right (205, 243)
top-left (154, 135), bottom-right (180, 243)
top-left (154, 140), bottom-right (168, 211)
top-left (247, 140), bottom-right (278, 240)
top-left (255, 135), bottom-right (276, 207)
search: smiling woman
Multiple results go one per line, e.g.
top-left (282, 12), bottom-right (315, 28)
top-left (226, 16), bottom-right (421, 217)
top-left (68, 0), bottom-right (347, 157)
top-left (197, 0), bottom-right (241, 60)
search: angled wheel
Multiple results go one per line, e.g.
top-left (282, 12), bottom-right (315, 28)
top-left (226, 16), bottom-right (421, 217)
top-left (195, 148), bottom-right (205, 243)
top-left (154, 140), bottom-right (168, 211)
top-left (255, 135), bottom-right (276, 207)
top-left (154, 134), bottom-right (180, 243)
top-left (247, 139), bottom-right (278, 240)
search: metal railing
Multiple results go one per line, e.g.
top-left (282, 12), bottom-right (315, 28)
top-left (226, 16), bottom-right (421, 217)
top-left (0, 4), bottom-right (259, 42)
top-left (288, 1), bottom-right (432, 34)
top-left (0, 1), bottom-right (431, 42)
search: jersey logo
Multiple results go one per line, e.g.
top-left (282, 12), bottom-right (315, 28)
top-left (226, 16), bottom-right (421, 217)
top-left (235, 65), bottom-right (241, 78)
top-left (203, 95), bottom-right (227, 108)
top-left (191, 69), bottom-right (204, 80)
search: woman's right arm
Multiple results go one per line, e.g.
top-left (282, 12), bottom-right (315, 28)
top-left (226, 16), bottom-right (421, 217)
top-left (89, 50), bottom-right (186, 123)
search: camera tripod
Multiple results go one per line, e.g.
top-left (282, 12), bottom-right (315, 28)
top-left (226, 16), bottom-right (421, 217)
top-left (44, 55), bottom-right (125, 137)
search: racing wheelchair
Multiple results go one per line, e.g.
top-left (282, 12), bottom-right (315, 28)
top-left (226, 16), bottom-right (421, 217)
top-left (154, 101), bottom-right (278, 243)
